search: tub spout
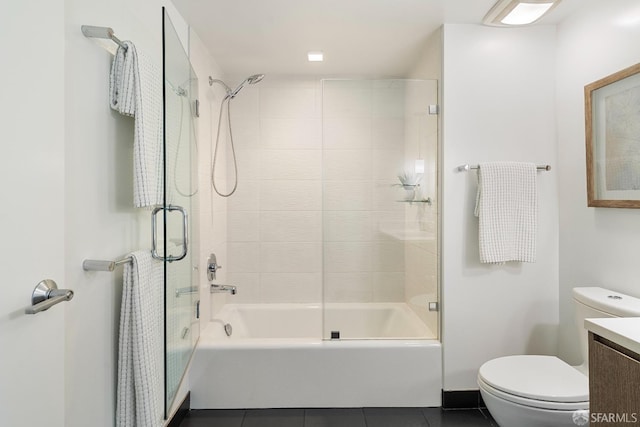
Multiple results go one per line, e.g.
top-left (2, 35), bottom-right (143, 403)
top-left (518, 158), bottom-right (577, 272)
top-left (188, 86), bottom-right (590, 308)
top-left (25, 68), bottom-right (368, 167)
top-left (210, 284), bottom-right (237, 295)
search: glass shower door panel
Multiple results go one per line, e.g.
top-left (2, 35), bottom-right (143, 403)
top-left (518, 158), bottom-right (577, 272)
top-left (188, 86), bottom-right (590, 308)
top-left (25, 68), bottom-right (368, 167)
top-left (321, 79), bottom-right (439, 341)
top-left (162, 9), bottom-right (199, 415)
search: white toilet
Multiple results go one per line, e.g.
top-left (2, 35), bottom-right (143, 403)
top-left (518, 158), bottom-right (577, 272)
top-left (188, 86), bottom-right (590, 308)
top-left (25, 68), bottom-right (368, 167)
top-left (478, 287), bottom-right (640, 427)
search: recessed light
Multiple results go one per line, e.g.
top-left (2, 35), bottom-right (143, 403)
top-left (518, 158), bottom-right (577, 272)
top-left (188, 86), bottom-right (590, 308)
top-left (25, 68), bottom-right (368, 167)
top-left (308, 51), bottom-right (323, 62)
top-left (483, 0), bottom-right (560, 27)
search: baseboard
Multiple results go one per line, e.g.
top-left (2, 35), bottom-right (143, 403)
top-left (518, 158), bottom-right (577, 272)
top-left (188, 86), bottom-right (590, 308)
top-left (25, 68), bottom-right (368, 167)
top-left (167, 392), bottom-right (190, 427)
top-left (441, 390), bottom-right (486, 409)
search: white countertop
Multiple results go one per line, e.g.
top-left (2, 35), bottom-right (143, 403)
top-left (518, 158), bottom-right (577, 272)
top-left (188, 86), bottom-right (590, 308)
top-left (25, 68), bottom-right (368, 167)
top-left (585, 317), bottom-right (640, 355)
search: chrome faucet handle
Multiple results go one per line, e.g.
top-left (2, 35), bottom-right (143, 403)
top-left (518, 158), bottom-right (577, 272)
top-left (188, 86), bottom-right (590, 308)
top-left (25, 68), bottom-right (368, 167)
top-left (207, 253), bottom-right (222, 280)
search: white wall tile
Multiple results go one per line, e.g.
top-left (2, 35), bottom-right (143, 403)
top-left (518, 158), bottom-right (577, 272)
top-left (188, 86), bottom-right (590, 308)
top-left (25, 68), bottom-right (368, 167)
top-left (323, 181), bottom-right (371, 211)
top-left (235, 149), bottom-right (261, 180)
top-left (226, 179), bottom-right (260, 211)
top-left (228, 85), bottom-right (259, 117)
top-left (227, 211), bottom-right (259, 242)
top-left (323, 150), bottom-right (372, 181)
top-left (261, 118), bottom-right (321, 150)
top-left (372, 272), bottom-right (405, 302)
top-left (226, 115), bottom-right (260, 150)
top-left (324, 272), bottom-right (373, 302)
top-left (372, 87), bottom-right (405, 118)
top-left (260, 180), bottom-right (322, 211)
top-left (371, 118), bottom-right (405, 150)
top-left (260, 211), bottom-right (322, 242)
top-left (324, 242), bottom-right (372, 272)
top-left (227, 242), bottom-right (260, 272)
top-left (260, 242), bottom-right (322, 273)
top-left (373, 149), bottom-right (405, 181)
top-left (260, 273), bottom-right (322, 303)
top-left (324, 211), bottom-right (372, 242)
top-left (261, 150), bottom-right (322, 180)
top-left (322, 116), bottom-right (372, 150)
top-left (260, 88), bottom-right (319, 118)
top-left (323, 82), bottom-right (372, 118)
top-left (372, 181), bottom-right (405, 211)
top-left (372, 241), bottom-right (405, 272)
top-left (371, 211), bottom-right (406, 241)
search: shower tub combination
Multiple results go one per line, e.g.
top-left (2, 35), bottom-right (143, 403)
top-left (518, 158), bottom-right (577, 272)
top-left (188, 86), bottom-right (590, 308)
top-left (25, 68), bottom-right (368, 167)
top-left (189, 303), bottom-right (442, 409)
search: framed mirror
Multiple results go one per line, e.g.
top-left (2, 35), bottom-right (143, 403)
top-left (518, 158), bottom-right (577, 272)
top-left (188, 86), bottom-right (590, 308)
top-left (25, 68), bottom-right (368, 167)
top-left (585, 62), bottom-right (640, 208)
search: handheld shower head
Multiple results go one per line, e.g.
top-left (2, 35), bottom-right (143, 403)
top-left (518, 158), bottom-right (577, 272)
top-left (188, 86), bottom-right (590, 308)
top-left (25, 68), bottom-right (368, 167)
top-left (246, 74), bottom-right (265, 84)
top-left (229, 74), bottom-right (265, 98)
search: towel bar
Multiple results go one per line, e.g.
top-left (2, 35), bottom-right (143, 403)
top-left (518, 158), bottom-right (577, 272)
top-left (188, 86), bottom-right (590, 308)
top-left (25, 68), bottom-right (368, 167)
top-left (81, 25), bottom-right (128, 51)
top-left (457, 164), bottom-right (551, 172)
top-left (83, 256), bottom-right (133, 272)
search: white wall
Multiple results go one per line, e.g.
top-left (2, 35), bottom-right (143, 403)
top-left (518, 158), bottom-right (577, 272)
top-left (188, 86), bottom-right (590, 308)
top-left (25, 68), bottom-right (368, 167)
top-left (1, 1), bottom-right (66, 425)
top-left (556, 0), bottom-right (640, 365)
top-left (63, 0), bottom-right (209, 424)
top-left (441, 24), bottom-right (559, 390)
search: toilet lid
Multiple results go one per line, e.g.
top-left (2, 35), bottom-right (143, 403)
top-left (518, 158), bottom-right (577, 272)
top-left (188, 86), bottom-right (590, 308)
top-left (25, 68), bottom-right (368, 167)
top-left (478, 355), bottom-right (588, 403)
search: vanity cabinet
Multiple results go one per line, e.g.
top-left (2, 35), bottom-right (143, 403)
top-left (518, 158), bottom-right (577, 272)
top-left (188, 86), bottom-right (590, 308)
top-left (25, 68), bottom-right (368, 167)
top-left (589, 331), bottom-right (640, 426)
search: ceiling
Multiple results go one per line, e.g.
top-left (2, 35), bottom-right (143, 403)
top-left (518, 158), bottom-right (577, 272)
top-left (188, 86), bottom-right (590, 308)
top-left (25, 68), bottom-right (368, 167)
top-left (171, 0), bottom-right (581, 77)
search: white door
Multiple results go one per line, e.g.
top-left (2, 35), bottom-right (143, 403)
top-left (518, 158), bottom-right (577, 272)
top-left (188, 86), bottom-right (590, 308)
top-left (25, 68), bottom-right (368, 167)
top-left (0, 1), bottom-right (66, 426)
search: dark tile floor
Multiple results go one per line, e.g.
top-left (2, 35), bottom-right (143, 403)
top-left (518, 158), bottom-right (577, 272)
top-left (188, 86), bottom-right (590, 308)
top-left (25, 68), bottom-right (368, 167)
top-left (179, 407), bottom-right (497, 427)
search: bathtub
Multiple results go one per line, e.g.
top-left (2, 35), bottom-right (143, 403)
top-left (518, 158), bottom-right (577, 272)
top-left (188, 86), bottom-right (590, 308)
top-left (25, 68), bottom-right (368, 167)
top-left (189, 303), bottom-right (442, 408)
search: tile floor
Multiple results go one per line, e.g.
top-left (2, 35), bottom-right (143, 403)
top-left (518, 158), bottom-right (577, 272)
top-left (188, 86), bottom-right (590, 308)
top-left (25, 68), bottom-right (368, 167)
top-left (179, 407), bottom-right (497, 427)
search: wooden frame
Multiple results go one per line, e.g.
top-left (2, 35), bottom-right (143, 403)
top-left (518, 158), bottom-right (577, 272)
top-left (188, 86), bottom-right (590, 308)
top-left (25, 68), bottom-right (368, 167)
top-left (585, 62), bottom-right (640, 208)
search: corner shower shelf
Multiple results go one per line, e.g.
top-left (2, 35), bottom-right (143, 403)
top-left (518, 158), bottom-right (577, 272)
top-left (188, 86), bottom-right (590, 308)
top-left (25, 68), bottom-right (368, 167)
top-left (396, 197), bottom-right (432, 205)
top-left (379, 228), bottom-right (435, 241)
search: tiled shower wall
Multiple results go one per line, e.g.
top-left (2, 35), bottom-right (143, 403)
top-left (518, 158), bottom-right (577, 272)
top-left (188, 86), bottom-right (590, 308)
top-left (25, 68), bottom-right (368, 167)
top-left (322, 80), bottom-right (406, 303)
top-left (222, 77), bottom-right (438, 331)
top-left (225, 78), bottom-right (323, 303)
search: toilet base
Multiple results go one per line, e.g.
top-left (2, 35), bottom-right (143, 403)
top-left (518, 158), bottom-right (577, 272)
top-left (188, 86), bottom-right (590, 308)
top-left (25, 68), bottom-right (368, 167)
top-left (480, 386), bottom-right (589, 427)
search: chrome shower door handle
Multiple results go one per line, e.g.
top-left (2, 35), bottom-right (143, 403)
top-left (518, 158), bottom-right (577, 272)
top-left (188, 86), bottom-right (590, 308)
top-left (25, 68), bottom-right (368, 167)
top-left (152, 205), bottom-right (189, 262)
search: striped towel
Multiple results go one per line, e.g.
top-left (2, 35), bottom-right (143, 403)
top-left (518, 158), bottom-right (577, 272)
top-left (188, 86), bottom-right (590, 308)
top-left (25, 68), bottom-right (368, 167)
top-left (110, 41), bottom-right (163, 208)
top-left (116, 251), bottom-right (164, 427)
top-left (474, 162), bottom-right (537, 264)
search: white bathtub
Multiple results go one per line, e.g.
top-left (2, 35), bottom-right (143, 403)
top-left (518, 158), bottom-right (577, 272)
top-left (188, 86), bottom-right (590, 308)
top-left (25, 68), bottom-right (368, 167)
top-left (189, 303), bottom-right (442, 408)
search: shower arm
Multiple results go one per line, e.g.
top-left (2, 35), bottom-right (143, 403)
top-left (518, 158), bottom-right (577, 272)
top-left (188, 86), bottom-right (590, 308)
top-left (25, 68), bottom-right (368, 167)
top-left (208, 77), bottom-right (233, 97)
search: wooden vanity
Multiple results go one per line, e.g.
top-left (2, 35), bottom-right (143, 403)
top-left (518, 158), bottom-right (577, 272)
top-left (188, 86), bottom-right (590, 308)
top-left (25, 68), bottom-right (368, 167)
top-left (586, 318), bottom-right (640, 426)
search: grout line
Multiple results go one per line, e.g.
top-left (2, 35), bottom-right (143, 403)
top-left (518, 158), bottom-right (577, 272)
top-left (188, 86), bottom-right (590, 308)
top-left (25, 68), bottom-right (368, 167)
top-left (361, 407), bottom-right (368, 427)
top-left (420, 408), bottom-right (432, 427)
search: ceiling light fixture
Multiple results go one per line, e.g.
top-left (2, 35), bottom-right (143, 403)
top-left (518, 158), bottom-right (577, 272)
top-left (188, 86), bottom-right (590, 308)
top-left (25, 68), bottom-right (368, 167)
top-left (483, 0), bottom-right (561, 27)
top-left (307, 51), bottom-right (323, 62)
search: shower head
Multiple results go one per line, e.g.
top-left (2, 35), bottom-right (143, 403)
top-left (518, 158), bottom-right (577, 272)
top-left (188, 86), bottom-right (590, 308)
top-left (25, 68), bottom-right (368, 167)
top-left (229, 74), bottom-right (265, 98)
top-left (209, 74), bottom-right (265, 99)
top-left (246, 74), bottom-right (265, 84)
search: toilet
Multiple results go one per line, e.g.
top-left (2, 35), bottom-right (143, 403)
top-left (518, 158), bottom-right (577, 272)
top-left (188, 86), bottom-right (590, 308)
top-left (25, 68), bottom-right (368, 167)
top-left (478, 287), bottom-right (640, 427)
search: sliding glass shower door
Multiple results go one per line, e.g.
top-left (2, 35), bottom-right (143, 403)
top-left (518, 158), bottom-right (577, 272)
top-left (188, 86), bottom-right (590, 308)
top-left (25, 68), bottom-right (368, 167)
top-left (162, 9), bottom-right (199, 416)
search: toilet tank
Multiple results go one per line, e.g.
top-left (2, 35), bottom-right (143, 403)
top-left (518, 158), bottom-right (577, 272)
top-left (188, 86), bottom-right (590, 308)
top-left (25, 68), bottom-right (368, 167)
top-left (573, 287), bottom-right (640, 372)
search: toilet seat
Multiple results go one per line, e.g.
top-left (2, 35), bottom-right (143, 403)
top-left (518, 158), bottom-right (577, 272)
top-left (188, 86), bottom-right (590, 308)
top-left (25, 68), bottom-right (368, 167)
top-left (478, 355), bottom-right (589, 410)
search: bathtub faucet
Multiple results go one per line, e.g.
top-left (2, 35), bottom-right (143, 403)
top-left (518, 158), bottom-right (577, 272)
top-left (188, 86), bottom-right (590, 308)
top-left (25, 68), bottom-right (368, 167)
top-left (210, 284), bottom-right (237, 295)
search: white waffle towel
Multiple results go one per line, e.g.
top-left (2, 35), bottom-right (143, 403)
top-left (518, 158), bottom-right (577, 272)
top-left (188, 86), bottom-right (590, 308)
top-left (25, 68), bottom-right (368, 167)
top-left (116, 251), bottom-right (164, 427)
top-left (110, 41), bottom-right (163, 208)
top-left (474, 162), bottom-right (537, 264)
